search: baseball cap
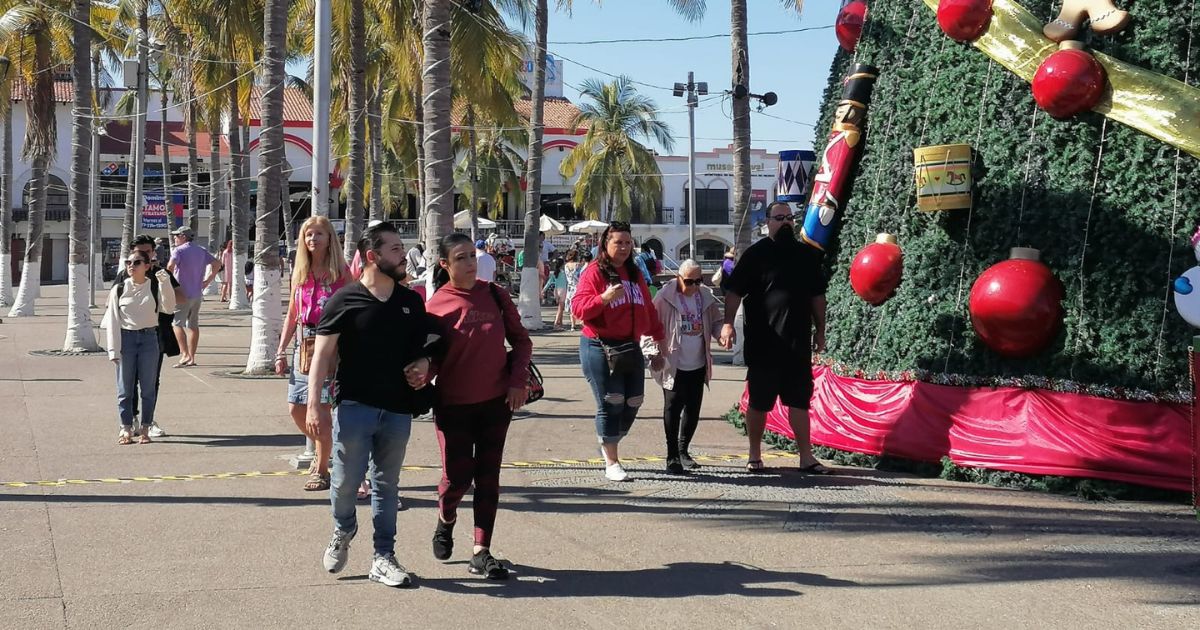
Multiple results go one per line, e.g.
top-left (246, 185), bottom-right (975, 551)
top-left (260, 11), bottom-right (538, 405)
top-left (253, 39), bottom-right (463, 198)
top-left (171, 226), bottom-right (194, 237)
top-left (475, 239), bottom-right (486, 249)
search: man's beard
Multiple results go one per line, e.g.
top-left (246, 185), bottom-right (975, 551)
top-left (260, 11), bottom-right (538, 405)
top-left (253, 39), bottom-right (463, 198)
top-left (775, 223), bottom-right (797, 243)
top-left (376, 258), bottom-right (407, 283)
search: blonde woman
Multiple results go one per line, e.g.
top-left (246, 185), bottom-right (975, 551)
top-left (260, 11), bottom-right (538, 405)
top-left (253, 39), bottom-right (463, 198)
top-left (275, 217), bottom-right (349, 490)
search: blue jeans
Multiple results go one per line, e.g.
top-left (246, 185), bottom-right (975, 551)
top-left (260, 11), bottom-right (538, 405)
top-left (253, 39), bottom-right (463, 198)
top-left (116, 328), bottom-right (160, 428)
top-left (579, 336), bottom-right (645, 445)
top-left (329, 400), bottom-right (412, 556)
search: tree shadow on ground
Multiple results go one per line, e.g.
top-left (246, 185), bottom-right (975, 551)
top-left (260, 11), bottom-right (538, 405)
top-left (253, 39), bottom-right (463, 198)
top-left (166, 433), bottom-right (305, 448)
top-left (419, 561), bottom-right (857, 598)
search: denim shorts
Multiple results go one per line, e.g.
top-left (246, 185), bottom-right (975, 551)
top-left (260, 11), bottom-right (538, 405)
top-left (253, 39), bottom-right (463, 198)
top-left (287, 327), bottom-right (333, 405)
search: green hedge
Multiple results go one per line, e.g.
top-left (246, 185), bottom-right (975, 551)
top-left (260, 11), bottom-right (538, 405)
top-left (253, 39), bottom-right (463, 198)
top-left (810, 0), bottom-right (1200, 395)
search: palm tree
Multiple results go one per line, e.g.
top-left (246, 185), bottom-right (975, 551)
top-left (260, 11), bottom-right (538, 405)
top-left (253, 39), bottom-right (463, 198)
top-left (117, 1), bottom-right (149, 257)
top-left (421, 0), bottom-right (454, 280)
top-left (559, 77), bottom-right (673, 222)
top-left (341, 0), bottom-right (367, 262)
top-left (452, 121), bottom-right (526, 227)
top-left (0, 56), bottom-right (13, 307)
top-left (245, 0), bottom-right (289, 374)
top-left (1, 3), bottom-right (63, 317)
top-left (519, 0), bottom-right (549, 326)
top-left (669, 0), bottom-right (805, 253)
top-left (63, 0), bottom-right (101, 350)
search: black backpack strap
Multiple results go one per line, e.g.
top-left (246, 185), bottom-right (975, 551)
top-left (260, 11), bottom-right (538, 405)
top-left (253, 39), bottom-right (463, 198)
top-left (115, 275), bottom-right (160, 311)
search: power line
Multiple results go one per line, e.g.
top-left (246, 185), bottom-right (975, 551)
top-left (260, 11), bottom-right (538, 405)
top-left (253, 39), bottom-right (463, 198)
top-left (549, 25), bottom-right (834, 46)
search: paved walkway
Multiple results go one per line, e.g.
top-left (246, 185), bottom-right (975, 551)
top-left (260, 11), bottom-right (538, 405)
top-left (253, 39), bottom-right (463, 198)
top-left (1, 287), bottom-right (1198, 629)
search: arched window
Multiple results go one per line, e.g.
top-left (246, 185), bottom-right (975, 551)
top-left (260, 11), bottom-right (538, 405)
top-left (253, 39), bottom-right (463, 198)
top-left (22, 174), bottom-right (69, 221)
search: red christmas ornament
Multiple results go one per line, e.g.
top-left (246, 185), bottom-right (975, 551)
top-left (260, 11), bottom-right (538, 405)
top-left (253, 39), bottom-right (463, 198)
top-left (968, 247), bottom-right (1064, 358)
top-left (836, 1), bottom-right (868, 52)
top-left (849, 233), bottom-right (903, 306)
top-left (936, 0), bottom-right (994, 42)
top-left (1032, 41), bottom-right (1107, 119)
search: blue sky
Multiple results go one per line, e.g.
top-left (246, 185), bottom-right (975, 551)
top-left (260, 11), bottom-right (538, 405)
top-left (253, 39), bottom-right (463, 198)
top-left (539, 1), bottom-right (841, 156)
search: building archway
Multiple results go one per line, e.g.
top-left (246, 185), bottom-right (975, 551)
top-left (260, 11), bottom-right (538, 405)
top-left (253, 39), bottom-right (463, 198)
top-left (677, 237), bottom-right (729, 263)
top-left (22, 173), bottom-right (69, 221)
top-left (641, 237), bottom-right (664, 260)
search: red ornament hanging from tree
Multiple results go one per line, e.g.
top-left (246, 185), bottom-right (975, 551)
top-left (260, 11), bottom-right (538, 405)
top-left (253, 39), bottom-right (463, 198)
top-left (937, 0), bottom-right (994, 42)
top-left (850, 233), bottom-right (903, 306)
top-left (1032, 41), bottom-right (1108, 119)
top-left (836, 1), bottom-right (868, 52)
top-left (969, 247), bottom-right (1065, 358)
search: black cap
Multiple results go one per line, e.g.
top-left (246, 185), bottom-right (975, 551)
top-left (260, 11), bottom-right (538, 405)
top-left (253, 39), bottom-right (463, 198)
top-left (841, 63), bottom-right (879, 106)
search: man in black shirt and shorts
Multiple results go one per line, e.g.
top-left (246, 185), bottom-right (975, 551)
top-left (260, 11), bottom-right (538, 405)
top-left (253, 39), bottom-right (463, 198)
top-left (720, 201), bottom-right (833, 474)
top-left (307, 222), bottom-right (433, 588)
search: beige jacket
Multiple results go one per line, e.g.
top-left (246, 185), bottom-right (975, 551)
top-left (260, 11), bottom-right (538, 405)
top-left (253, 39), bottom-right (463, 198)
top-left (100, 272), bottom-right (177, 361)
top-left (649, 279), bottom-right (722, 390)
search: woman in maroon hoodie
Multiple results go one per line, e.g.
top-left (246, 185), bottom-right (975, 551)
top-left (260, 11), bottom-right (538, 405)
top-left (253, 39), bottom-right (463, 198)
top-left (425, 233), bottom-right (532, 580)
top-left (571, 221), bottom-right (665, 482)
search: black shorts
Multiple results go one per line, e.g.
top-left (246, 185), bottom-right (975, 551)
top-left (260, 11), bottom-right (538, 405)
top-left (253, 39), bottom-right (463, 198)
top-left (746, 364), bottom-right (813, 412)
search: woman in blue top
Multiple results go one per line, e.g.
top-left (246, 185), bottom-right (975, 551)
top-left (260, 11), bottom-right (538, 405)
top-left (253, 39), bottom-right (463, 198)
top-left (544, 257), bottom-right (568, 330)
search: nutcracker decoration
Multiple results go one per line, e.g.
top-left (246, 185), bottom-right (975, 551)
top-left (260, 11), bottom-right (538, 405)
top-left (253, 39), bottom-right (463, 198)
top-left (800, 64), bottom-right (879, 251)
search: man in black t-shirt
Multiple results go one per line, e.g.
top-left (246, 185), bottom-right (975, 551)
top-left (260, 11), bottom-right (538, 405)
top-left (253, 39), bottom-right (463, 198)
top-left (113, 234), bottom-right (186, 439)
top-left (720, 201), bottom-right (832, 475)
top-left (308, 222), bottom-right (432, 588)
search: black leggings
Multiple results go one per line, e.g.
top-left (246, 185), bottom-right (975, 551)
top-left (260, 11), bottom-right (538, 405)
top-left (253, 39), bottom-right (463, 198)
top-left (663, 368), bottom-right (705, 459)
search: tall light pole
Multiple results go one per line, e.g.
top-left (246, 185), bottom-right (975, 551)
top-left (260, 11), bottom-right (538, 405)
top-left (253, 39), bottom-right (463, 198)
top-left (673, 73), bottom-right (706, 260)
top-left (88, 125), bottom-right (106, 308)
top-left (310, 0), bottom-right (332, 218)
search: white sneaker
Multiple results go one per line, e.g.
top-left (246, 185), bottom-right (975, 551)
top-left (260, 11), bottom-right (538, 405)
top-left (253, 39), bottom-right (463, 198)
top-left (605, 462), bottom-right (629, 482)
top-left (368, 553), bottom-right (414, 587)
top-left (147, 423), bottom-right (166, 438)
top-left (322, 527), bottom-right (357, 573)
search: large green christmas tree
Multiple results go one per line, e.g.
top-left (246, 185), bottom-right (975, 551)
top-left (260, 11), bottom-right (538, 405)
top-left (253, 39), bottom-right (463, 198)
top-left (815, 0), bottom-right (1200, 399)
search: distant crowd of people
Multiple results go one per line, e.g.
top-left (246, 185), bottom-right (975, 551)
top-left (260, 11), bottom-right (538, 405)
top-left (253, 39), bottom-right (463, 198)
top-left (102, 200), bottom-right (831, 587)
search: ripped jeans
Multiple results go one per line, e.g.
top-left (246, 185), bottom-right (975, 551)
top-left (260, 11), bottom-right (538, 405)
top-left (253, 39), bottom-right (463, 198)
top-left (580, 336), bottom-right (645, 445)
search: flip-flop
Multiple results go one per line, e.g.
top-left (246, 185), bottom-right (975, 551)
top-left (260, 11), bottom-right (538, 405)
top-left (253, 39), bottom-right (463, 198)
top-left (746, 459), bottom-right (766, 473)
top-left (799, 462), bottom-right (835, 475)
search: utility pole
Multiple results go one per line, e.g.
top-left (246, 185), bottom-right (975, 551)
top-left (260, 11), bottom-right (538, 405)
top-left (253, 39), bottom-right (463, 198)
top-left (311, 0), bottom-right (332, 218)
top-left (132, 29), bottom-right (149, 234)
top-left (673, 73), bottom-right (706, 260)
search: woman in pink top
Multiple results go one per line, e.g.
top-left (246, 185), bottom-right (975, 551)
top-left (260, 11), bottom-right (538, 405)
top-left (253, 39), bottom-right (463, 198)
top-left (274, 217), bottom-right (348, 491)
top-left (424, 233), bottom-right (532, 580)
top-left (219, 240), bottom-right (233, 302)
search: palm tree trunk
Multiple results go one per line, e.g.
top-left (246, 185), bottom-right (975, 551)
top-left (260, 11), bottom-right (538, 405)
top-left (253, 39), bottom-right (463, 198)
top-left (466, 107), bottom-right (480, 241)
top-left (227, 85), bottom-right (250, 310)
top-left (91, 50), bottom-right (104, 293)
top-left (160, 87), bottom-right (174, 234)
top-left (519, 0), bottom-right (549, 327)
top-left (368, 79), bottom-right (383, 222)
top-left (421, 0), bottom-right (454, 292)
top-left (206, 110), bottom-right (223, 256)
top-left (186, 100), bottom-right (199, 233)
top-left (414, 99), bottom-right (425, 240)
top-left (246, 0), bottom-right (288, 374)
top-left (343, 0), bottom-right (367, 263)
top-left (63, 0), bottom-right (99, 349)
top-left (0, 81), bottom-right (13, 307)
top-left (10, 31), bottom-right (55, 317)
top-left (730, 0), bottom-right (752, 255)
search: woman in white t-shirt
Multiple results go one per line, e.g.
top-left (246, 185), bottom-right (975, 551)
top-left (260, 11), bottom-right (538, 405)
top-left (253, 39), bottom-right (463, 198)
top-left (650, 259), bottom-right (723, 474)
top-left (101, 248), bottom-right (177, 444)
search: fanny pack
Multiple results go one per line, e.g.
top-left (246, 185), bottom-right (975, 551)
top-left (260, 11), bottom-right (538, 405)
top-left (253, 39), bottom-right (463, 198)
top-left (601, 339), bottom-right (642, 374)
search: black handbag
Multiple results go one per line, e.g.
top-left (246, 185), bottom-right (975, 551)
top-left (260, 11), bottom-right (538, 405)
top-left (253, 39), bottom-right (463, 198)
top-left (488, 283), bottom-right (544, 405)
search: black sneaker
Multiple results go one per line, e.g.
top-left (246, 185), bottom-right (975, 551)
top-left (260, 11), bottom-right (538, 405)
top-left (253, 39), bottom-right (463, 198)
top-left (432, 519), bottom-right (454, 561)
top-left (469, 549), bottom-right (509, 580)
top-left (680, 452), bottom-right (701, 470)
top-left (665, 458), bottom-right (685, 474)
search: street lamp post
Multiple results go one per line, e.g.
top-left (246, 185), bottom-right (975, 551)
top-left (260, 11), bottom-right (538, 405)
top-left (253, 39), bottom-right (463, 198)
top-left (673, 73), bottom-right (706, 260)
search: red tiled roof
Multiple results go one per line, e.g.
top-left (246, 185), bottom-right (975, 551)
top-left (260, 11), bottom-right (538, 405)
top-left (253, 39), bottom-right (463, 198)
top-left (99, 120), bottom-right (229, 159)
top-left (247, 86), bottom-right (314, 123)
top-left (9, 79), bottom-right (76, 103)
top-left (452, 97), bottom-right (584, 134)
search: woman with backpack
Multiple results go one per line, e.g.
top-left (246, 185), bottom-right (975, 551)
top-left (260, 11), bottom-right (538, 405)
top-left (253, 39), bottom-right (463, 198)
top-left (102, 248), bottom-right (177, 445)
top-left (424, 233), bottom-right (532, 580)
top-left (274, 216), bottom-right (349, 491)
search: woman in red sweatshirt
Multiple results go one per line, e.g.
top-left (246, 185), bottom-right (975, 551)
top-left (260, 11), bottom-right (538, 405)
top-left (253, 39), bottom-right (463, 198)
top-left (571, 221), bottom-right (665, 482)
top-left (425, 233), bottom-right (532, 580)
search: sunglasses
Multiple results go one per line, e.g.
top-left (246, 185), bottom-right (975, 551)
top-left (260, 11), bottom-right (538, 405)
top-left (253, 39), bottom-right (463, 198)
top-left (770, 214), bottom-right (796, 222)
top-left (125, 259), bottom-right (145, 267)
top-left (681, 278), bottom-right (703, 286)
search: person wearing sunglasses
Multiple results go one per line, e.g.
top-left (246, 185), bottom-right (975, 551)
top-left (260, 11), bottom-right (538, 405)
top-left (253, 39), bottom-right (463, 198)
top-left (719, 201), bottom-right (833, 475)
top-left (650, 259), bottom-right (724, 474)
top-left (101, 248), bottom-right (177, 445)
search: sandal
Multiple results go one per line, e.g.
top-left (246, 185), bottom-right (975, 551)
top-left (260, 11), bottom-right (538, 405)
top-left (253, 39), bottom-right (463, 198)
top-left (117, 429), bottom-right (134, 445)
top-left (303, 472), bottom-right (331, 491)
top-left (746, 459), bottom-right (766, 473)
top-left (138, 432), bottom-right (152, 444)
top-left (799, 462), bottom-right (834, 475)
top-left (357, 481), bottom-right (371, 501)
